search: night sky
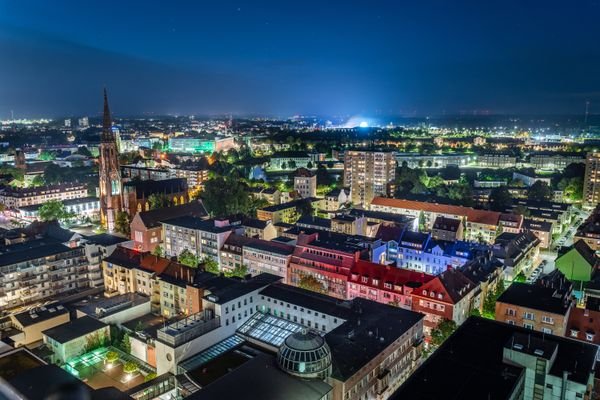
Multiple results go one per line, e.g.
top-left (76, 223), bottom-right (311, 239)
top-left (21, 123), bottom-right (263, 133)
top-left (1, 0), bottom-right (599, 118)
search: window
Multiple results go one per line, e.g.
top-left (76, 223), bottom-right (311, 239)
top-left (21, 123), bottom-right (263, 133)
top-left (506, 308), bottom-right (516, 317)
top-left (542, 327), bottom-right (552, 334)
top-left (523, 323), bottom-right (533, 330)
top-left (570, 329), bottom-right (579, 337)
top-left (507, 320), bottom-right (515, 325)
top-left (523, 312), bottom-right (535, 321)
top-left (586, 333), bottom-right (595, 342)
top-left (541, 316), bottom-right (554, 325)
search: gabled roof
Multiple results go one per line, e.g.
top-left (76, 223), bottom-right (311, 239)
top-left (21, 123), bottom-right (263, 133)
top-left (136, 200), bottom-right (208, 229)
top-left (432, 216), bottom-right (461, 232)
top-left (573, 240), bottom-right (598, 267)
top-left (414, 269), bottom-right (476, 304)
top-left (349, 260), bottom-right (434, 290)
top-left (370, 197), bottom-right (501, 226)
top-left (374, 225), bottom-right (403, 242)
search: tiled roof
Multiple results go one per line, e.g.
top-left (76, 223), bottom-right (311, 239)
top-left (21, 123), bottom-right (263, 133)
top-left (349, 260), bottom-right (434, 290)
top-left (370, 197), bottom-right (501, 226)
top-left (413, 269), bottom-right (476, 304)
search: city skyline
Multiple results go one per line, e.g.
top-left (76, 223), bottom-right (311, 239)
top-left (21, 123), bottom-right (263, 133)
top-left (1, 0), bottom-right (600, 118)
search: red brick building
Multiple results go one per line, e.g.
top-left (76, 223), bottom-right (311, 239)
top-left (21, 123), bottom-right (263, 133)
top-left (130, 200), bottom-right (207, 252)
top-left (347, 260), bottom-right (434, 309)
top-left (288, 233), bottom-right (365, 299)
top-left (410, 268), bottom-right (477, 335)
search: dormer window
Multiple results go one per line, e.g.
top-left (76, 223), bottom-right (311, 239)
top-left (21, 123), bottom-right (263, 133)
top-left (430, 292), bottom-right (435, 298)
top-left (438, 293), bottom-right (443, 300)
top-left (570, 329), bottom-right (579, 337)
top-left (422, 290), bottom-right (428, 296)
top-left (586, 332), bottom-right (595, 342)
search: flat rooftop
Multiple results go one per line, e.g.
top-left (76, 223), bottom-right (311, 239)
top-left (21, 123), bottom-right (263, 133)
top-left (391, 317), bottom-right (598, 400)
top-left (186, 352), bottom-right (331, 400)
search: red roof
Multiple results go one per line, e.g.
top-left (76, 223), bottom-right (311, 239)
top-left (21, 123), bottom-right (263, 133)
top-left (412, 269), bottom-right (476, 304)
top-left (566, 307), bottom-right (600, 345)
top-left (349, 260), bottom-right (434, 290)
top-left (370, 197), bottom-right (501, 226)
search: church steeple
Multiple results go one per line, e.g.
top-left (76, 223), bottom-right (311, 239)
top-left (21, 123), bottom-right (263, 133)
top-left (98, 88), bottom-right (123, 232)
top-left (101, 88), bottom-right (114, 143)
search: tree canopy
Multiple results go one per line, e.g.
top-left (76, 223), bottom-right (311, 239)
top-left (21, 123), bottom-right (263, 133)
top-left (528, 181), bottom-right (553, 202)
top-left (38, 200), bottom-right (71, 222)
top-left (430, 319), bottom-right (457, 347)
top-left (179, 249), bottom-right (199, 268)
top-left (489, 186), bottom-right (512, 211)
top-left (201, 176), bottom-right (253, 217)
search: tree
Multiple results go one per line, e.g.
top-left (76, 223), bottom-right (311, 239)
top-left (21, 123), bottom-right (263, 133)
top-left (201, 176), bottom-right (252, 217)
top-left (489, 186), bottom-right (512, 211)
top-left (298, 275), bottom-right (326, 294)
top-left (227, 264), bottom-right (248, 278)
top-left (316, 164), bottom-right (333, 186)
top-left (76, 146), bottom-right (93, 157)
top-left (120, 332), bottom-right (131, 354)
top-left (38, 200), bottom-right (67, 221)
top-left (288, 160), bottom-right (297, 169)
top-left (514, 272), bottom-right (526, 283)
top-left (83, 331), bottom-right (108, 353)
top-left (152, 245), bottom-right (164, 257)
top-left (31, 175), bottom-right (45, 187)
top-left (148, 193), bottom-right (172, 210)
top-left (123, 361), bottom-right (138, 375)
top-left (105, 351), bottom-right (119, 364)
top-left (201, 256), bottom-right (219, 274)
top-left (179, 249), bottom-right (199, 268)
top-left (430, 319), bottom-right (457, 347)
top-left (513, 205), bottom-right (530, 217)
top-left (115, 211), bottom-right (131, 235)
top-left (39, 150), bottom-right (56, 161)
top-left (280, 161), bottom-right (287, 170)
top-left (295, 199), bottom-right (314, 217)
top-left (528, 181), bottom-right (553, 202)
top-left (307, 161), bottom-right (313, 169)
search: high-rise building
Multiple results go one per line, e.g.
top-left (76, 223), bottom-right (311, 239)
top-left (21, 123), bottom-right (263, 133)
top-left (98, 89), bottom-right (123, 232)
top-left (78, 116), bottom-right (89, 128)
top-left (584, 152), bottom-right (600, 209)
top-left (64, 118), bottom-right (71, 128)
top-left (343, 150), bottom-right (395, 206)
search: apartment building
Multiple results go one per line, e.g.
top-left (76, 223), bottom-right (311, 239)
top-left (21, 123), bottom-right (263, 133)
top-left (477, 153), bottom-right (517, 168)
top-left (529, 151), bottom-right (585, 171)
top-left (410, 268), bottom-right (478, 335)
top-left (288, 233), bottom-right (364, 299)
top-left (0, 238), bottom-right (91, 311)
top-left (293, 167), bottom-right (317, 198)
top-left (129, 200), bottom-right (208, 252)
top-left (492, 231), bottom-right (540, 281)
top-left (495, 271), bottom-right (575, 336)
top-left (583, 152), bottom-right (600, 209)
top-left (394, 230), bottom-right (483, 275)
top-left (162, 216), bottom-right (243, 264)
top-left (243, 239), bottom-right (294, 281)
top-left (343, 150), bottom-right (396, 206)
top-left (370, 197), bottom-right (508, 244)
top-left (0, 183), bottom-right (88, 209)
top-left (346, 260), bottom-right (434, 309)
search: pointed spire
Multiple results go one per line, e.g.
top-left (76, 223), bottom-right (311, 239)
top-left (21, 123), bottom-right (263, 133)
top-left (102, 88), bottom-right (114, 142)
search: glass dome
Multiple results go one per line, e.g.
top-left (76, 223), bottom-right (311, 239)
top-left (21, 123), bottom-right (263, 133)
top-left (277, 329), bottom-right (332, 379)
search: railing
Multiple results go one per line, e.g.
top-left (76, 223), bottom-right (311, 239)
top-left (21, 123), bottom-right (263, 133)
top-left (157, 315), bottom-right (220, 347)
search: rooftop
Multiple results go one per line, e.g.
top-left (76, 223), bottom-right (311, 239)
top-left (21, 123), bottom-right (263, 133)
top-left (370, 197), bottom-right (501, 226)
top-left (0, 239), bottom-right (74, 267)
top-left (42, 316), bottom-right (108, 344)
top-left (497, 280), bottom-right (572, 316)
top-left (136, 200), bottom-right (208, 229)
top-left (204, 273), bottom-right (282, 305)
top-left (12, 302), bottom-right (68, 327)
top-left (84, 233), bottom-right (130, 247)
top-left (391, 317), bottom-right (598, 400)
top-left (186, 352), bottom-right (331, 400)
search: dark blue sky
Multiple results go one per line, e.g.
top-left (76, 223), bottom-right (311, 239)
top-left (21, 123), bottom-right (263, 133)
top-left (1, 0), bottom-right (599, 118)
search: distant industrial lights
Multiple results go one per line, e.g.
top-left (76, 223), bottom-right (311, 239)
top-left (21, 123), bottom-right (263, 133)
top-left (359, 121), bottom-right (369, 128)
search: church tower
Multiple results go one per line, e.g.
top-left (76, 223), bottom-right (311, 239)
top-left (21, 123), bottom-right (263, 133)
top-left (98, 89), bottom-right (123, 232)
